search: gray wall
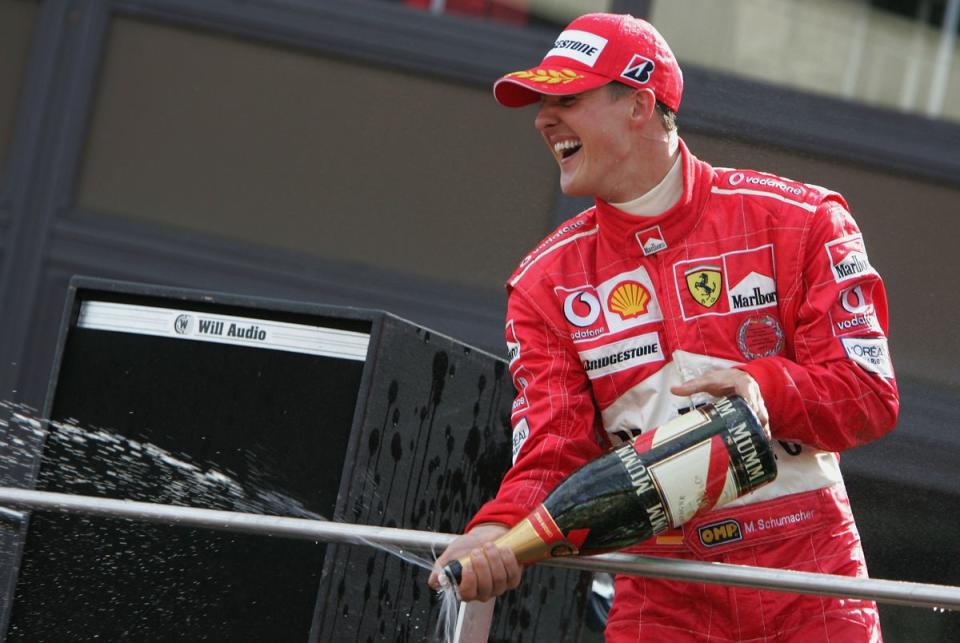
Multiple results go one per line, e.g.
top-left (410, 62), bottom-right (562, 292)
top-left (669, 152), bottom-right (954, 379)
top-left (0, 0), bottom-right (958, 640)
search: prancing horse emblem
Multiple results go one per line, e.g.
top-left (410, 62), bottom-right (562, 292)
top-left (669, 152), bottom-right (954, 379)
top-left (685, 266), bottom-right (722, 308)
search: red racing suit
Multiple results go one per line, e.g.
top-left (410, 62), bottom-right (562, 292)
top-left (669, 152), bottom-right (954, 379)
top-left (469, 140), bottom-right (898, 641)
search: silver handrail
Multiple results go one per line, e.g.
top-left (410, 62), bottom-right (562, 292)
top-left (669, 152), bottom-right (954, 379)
top-left (0, 487), bottom-right (956, 626)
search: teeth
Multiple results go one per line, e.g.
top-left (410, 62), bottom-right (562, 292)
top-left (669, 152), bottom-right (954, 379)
top-left (554, 139), bottom-right (582, 155)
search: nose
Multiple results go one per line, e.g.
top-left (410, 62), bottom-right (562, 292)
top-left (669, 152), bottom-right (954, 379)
top-left (534, 100), bottom-right (557, 132)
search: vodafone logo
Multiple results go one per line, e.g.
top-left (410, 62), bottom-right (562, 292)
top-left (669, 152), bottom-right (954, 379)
top-left (832, 283), bottom-right (881, 336)
top-left (840, 285), bottom-right (868, 314)
top-left (564, 291), bottom-right (601, 327)
top-left (728, 172), bottom-right (803, 196)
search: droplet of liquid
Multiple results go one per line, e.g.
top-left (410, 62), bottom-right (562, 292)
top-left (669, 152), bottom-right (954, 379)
top-left (391, 433), bottom-right (403, 461)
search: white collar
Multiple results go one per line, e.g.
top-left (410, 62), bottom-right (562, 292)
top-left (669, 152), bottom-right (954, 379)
top-left (610, 154), bottom-right (682, 217)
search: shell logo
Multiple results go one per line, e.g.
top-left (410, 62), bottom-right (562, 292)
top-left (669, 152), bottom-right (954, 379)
top-left (608, 281), bottom-right (650, 319)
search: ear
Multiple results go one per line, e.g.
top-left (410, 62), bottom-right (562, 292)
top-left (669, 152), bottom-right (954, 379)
top-left (629, 88), bottom-right (658, 127)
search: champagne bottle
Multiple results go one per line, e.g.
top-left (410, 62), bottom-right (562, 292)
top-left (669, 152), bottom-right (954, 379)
top-left (442, 395), bottom-right (776, 587)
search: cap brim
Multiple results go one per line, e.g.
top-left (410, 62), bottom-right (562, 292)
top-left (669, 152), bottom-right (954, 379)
top-left (493, 67), bottom-right (611, 107)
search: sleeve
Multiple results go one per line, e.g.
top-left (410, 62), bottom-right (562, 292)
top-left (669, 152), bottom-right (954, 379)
top-left (466, 287), bottom-right (605, 530)
top-left (736, 199), bottom-right (899, 452)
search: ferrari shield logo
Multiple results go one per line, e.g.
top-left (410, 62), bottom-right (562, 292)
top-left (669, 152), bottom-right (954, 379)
top-left (685, 266), bottom-right (722, 308)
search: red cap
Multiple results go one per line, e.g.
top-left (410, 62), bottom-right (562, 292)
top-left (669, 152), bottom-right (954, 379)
top-left (493, 13), bottom-right (682, 112)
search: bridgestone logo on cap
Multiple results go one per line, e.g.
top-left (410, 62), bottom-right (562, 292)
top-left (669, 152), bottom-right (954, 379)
top-left (546, 30), bottom-right (608, 68)
top-left (621, 54), bottom-right (655, 84)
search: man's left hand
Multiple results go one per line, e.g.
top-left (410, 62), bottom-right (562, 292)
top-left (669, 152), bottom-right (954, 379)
top-left (671, 368), bottom-right (770, 438)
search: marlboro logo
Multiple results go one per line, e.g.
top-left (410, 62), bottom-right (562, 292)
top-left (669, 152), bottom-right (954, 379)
top-left (635, 225), bottom-right (667, 255)
top-left (825, 234), bottom-right (875, 284)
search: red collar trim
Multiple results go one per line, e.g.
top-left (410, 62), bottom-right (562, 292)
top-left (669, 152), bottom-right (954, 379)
top-left (594, 139), bottom-right (712, 257)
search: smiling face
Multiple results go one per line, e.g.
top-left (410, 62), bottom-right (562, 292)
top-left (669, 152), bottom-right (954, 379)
top-left (534, 85), bottom-right (644, 202)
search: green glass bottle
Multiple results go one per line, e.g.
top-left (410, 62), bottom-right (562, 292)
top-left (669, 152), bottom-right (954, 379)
top-left (443, 395), bottom-right (777, 586)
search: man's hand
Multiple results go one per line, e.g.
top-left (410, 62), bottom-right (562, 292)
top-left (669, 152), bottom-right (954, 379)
top-left (428, 523), bottom-right (522, 602)
top-left (671, 368), bottom-right (770, 439)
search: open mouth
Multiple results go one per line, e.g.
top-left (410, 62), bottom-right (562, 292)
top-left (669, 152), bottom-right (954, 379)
top-left (554, 139), bottom-right (583, 160)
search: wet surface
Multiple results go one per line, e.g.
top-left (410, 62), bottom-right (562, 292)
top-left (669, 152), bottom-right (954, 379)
top-left (317, 320), bottom-right (589, 642)
top-left (0, 318), bottom-right (589, 642)
top-left (0, 324), bottom-right (364, 641)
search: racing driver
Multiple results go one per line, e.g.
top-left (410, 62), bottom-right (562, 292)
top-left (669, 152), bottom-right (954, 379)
top-left (429, 12), bottom-right (898, 642)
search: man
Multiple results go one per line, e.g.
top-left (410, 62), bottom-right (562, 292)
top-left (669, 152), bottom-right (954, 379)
top-left (429, 13), bottom-right (898, 641)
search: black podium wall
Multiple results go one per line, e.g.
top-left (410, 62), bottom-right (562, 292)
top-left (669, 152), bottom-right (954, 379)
top-left (0, 278), bottom-right (588, 642)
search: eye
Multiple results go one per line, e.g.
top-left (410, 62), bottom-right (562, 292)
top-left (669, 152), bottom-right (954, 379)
top-left (557, 95), bottom-right (578, 107)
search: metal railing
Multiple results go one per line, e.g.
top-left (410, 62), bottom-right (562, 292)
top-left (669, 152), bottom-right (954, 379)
top-left (0, 487), bottom-right (957, 641)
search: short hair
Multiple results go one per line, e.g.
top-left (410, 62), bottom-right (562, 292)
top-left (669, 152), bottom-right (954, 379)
top-left (606, 82), bottom-right (677, 132)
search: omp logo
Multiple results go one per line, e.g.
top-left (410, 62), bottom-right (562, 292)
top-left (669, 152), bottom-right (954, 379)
top-left (608, 281), bottom-right (651, 319)
top-left (697, 520), bottom-right (742, 547)
top-left (621, 54), bottom-right (655, 83)
top-left (546, 29), bottom-right (608, 67)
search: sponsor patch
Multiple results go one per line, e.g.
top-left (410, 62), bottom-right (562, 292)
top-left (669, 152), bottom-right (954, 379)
top-left (737, 314), bottom-right (784, 360)
top-left (557, 285), bottom-right (609, 342)
top-left (597, 267), bottom-right (663, 332)
top-left (546, 29), bottom-right (608, 67)
top-left (506, 319), bottom-right (521, 365)
top-left (607, 281), bottom-right (651, 320)
top-left (685, 266), bottom-right (722, 308)
top-left (841, 337), bottom-right (893, 378)
top-left (831, 284), bottom-right (882, 336)
top-left (636, 225), bottom-right (667, 256)
top-left (655, 529), bottom-right (685, 546)
top-left (825, 234), bottom-right (875, 284)
top-left (621, 54), bottom-right (655, 84)
top-left (698, 520), bottom-right (742, 548)
top-left (518, 219), bottom-right (589, 268)
top-left (674, 245), bottom-right (777, 320)
top-left (511, 366), bottom-right (530, 417)
top-left (727, 246), bottom-right (778, 312)
top-left (561, 267), bottom-right (664, 342)
top-left (511, 417), bottom-right (530, 464)
top-left (578, 332), bottom-right (663, 379)
top-left (727, 171), bottom-right (805, 197)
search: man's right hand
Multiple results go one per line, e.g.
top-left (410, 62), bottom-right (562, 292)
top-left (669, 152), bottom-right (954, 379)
top-left (428, 523), bottom-right (523, 602)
